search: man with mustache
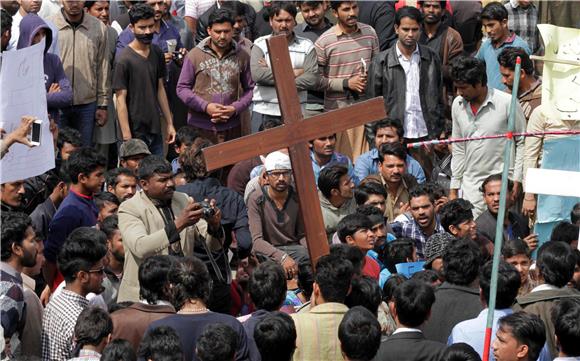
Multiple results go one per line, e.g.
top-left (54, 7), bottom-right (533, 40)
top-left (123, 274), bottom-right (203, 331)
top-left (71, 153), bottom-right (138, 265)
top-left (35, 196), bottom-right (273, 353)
top-left (310, 134), bottom-right (355, 185)
top-left (295, 1), bottom-right (332, 118)
top-left (0, 212), bottom-right (38, 359)
top-left (247, 151), bottom-right (308, 280)
top-left (391, 184), bottom-right (445, 259)
top-left (316, 0), bottom-right (379, 160)
top-left (117, 155), bottom-right (224, 302)
top-left (418, 1), bottom-right (463, 114)
top-left (362, 142), bottom-right (418, 222)
top-left (476, 173), bottom-right (536, 250)
top-left (177, 7), bottom-right (254, 144)
top-left (449, 56), bottom-right (526, 218)
top-left (250, 1), bottom-right (318, 133)
top-left (0, 179), bottom-right (26, 212)
top-left (367, 6), bottom-right (445, 177)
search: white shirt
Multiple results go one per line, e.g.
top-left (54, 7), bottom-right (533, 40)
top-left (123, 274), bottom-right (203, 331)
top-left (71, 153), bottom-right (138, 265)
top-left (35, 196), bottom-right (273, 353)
top-left (531, 284), bottom-right (559, 293)
top-left (393, 327), bottom-right (422, 335)
top-left (184, 0), bottom-right (217, 19)
top-left (396, 42), bottom-right (428, 139)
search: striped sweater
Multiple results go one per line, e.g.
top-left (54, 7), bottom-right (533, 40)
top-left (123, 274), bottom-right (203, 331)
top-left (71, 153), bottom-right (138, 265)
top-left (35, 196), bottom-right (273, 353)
top-left (315, 23), bottom-right (379, 110)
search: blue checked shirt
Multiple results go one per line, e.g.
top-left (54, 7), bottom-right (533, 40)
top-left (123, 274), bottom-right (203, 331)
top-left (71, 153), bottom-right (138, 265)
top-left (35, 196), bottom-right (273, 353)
top-left (390, 214), bottom-right (445, 259)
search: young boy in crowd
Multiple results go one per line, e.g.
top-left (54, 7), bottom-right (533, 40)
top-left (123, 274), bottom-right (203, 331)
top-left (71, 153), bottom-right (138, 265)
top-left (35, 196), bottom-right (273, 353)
top-left (337, 213), bottom-right (381, 280)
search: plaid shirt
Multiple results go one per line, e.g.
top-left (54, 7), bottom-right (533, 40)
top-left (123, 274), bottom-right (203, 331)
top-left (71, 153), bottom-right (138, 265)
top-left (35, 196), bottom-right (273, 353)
top-left (505, 1), bottom-right (538, 53)
top-left (42, 290), bottom-right (89, 361)
top-left (390, 215), bottom-right (445, 259)
top-left (1, 262), bottom-right (25, 359)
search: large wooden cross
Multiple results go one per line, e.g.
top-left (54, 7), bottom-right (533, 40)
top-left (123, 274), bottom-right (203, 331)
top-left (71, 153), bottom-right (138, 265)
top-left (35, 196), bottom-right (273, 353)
top-left (203, 35), bottom-right (386, 266)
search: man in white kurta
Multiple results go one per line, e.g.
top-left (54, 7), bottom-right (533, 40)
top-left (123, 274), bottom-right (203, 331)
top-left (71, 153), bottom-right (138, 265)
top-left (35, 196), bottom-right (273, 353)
top-left (450, 81), bottom-right (526, 219)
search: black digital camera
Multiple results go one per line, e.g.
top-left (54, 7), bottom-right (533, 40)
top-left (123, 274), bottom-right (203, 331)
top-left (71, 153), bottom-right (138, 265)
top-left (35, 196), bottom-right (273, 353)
top-left (198, 201), bottom-right (215, 219)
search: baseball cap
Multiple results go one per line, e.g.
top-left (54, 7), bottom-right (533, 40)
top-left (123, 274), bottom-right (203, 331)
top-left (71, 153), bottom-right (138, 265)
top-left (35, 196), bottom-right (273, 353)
top-left (424, 232), bottom-right (456, 266)
top-left (264, 151), bottom-right (291, 172)
top-left (119, 139), bottom-right (152, 158)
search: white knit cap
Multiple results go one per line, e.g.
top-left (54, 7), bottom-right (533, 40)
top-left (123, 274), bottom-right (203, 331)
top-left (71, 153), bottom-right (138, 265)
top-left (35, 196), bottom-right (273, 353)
top-left (264, 151), bottom-right (291, 172)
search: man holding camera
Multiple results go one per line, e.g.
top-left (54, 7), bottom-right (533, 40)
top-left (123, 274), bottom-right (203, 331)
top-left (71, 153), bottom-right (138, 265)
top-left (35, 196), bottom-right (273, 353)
top-left (117, 155), bottom-right (224, 303)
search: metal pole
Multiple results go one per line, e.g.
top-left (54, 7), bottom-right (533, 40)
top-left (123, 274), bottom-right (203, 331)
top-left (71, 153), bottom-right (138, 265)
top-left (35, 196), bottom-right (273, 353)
top-left (482, 57), bottom-right (522, 361)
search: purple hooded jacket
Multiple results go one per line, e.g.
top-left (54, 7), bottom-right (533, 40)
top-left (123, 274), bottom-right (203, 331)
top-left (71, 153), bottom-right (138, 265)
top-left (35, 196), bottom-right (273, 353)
top-left (17, 14), bottom-right (72, 121)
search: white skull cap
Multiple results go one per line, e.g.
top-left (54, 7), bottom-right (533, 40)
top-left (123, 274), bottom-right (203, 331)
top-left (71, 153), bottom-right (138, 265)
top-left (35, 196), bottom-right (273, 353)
top-left (264, 151), bottom-right (291, 172)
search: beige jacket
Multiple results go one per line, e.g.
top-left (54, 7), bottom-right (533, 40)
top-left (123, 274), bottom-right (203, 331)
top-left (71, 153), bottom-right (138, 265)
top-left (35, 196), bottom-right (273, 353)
top-left (117, 190), bottom-right (224, 302)
top-left (49, 11), bottom-right (109, 106)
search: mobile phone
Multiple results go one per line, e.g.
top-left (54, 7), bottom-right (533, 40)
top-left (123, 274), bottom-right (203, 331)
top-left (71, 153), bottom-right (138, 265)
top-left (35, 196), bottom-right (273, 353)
top-left (29, 119), bottom-right (42, 146)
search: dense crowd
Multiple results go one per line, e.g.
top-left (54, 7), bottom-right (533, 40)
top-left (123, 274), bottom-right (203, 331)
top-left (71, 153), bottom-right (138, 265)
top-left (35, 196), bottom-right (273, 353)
top-left (1, 1), bottom-right (580, 361)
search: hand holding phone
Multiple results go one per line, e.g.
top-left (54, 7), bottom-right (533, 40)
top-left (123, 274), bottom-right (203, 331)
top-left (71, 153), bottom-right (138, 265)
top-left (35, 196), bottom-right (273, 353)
top-left (29, 119), bottom-right (42, 146)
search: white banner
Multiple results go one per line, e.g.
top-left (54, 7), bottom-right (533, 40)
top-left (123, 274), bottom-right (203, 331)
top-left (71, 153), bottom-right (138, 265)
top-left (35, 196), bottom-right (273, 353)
top-left (0, 39), bottom-right (54, 183)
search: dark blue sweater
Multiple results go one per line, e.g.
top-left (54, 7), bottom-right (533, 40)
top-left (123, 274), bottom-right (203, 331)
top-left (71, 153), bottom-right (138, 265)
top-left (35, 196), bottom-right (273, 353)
top-left (44, 190), bottom-right (98, 263)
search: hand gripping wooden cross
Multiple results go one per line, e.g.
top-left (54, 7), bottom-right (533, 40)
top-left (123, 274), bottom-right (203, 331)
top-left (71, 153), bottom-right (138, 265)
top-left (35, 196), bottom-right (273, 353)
top-left (202, 35), bottom-right (386, 267)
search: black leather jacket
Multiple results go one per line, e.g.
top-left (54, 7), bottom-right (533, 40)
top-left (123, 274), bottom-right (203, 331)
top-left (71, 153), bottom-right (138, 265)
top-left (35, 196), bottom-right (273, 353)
top-left (366, 43), bottom-right (445, 145)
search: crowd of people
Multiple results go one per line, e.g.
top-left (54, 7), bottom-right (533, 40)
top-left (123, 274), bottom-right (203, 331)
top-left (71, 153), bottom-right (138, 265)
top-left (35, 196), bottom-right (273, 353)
top-left (1, 0), bottom-right (580, 361)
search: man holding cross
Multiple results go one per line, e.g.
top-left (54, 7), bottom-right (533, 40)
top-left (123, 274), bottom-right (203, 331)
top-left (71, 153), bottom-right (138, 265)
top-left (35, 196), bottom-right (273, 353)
top-left (202, 32), bottom-right (386, 269)
top-left (247, 152), bottom-right (307, 279)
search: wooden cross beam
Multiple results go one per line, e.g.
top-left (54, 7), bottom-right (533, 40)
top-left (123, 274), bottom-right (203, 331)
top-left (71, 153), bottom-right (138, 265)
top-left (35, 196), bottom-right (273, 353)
top-left (203, 35), bottom-right (386, 266)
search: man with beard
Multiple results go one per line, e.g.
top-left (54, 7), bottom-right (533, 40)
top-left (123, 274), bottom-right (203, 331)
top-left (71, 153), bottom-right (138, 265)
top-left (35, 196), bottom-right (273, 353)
top-left (117, 155), bottom-right (224, 302)
top-left (497, 47), bottom-right (541, 120)
top-left (476, 173), bottom-right (536, 248)
top-left (449, 56), bottom-right (525, 218)
top-left (250, 1), bottom-right (318, 133)
top-left (106, 167), bottom-right (138, 203)
top-left (1, 179), bottom-right (26, 212)
top-left (418, 1), bottom-right (463, 112)
top-left (177, 7), bottom-right (254, 144)
top-left (41, 227), bottom-right (108, 361)
top-left (1, 212), bottom-right (38, 359)
top-left (295, 1), bottom-right (332, 118)
top-left (391, 185), bottom-right (445, 259)
top-left (247, 151), bottom-right (307, 279)
top-left (362, 142), bottom-right (418, 222)
top-left (316, 0), bottom-right (379, 160)
top-left (99, 215), bottom-right (124, 307)
top-left (114, 3), bottom-right (176, 155)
